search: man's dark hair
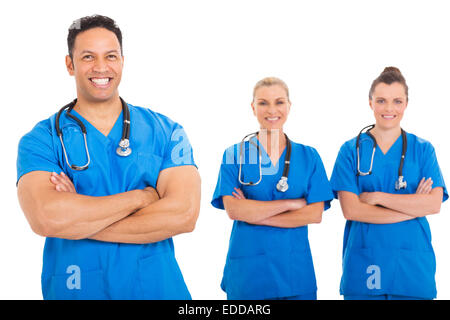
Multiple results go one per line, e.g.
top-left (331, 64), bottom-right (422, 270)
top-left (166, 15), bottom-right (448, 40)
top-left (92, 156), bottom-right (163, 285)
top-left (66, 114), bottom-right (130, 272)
top-left (67, 15), bottom-right (122, 59)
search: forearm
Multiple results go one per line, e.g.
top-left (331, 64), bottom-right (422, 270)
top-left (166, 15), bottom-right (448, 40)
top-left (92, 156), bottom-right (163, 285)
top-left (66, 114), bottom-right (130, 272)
top-left (223, 196), bottom-right (301, 224)
top-left (255, 202), bottom-right (324, 228)
top-left (344, 201), bottom-right (415, 224)
top-left (372, 191), bottom-right (442, 217)
top-left (90, 195), bottom-right (198, 244)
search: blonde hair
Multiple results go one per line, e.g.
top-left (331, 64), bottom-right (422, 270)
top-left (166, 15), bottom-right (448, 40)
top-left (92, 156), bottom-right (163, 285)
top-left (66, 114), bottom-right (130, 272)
top-left (253, 77), bottom-right (290, 101)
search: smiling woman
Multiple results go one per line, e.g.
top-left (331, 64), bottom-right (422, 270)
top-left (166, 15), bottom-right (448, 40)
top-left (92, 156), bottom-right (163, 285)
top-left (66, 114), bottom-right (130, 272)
top-left (210, 76), bottom-right (334, 300)
top-left (330, 66), bottom-right (448, 300)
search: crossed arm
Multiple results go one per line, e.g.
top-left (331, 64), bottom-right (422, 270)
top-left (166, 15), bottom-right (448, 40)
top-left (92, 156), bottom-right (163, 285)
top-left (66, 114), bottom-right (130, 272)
top-left (17, 166), bottom-right (201, 244)
top-left (338, 177), bottom-right (443, 224)
top-left (222, 188), bottom-right (324, 228)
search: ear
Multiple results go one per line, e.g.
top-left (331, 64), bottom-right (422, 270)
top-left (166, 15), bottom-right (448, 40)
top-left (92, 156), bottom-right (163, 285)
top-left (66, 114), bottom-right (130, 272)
top-left (369, 98), bottom-right (374, 111)
top-left (251, 101), bottom-right (257, 116)
top-left (65, 55), bottom-right (75, 76)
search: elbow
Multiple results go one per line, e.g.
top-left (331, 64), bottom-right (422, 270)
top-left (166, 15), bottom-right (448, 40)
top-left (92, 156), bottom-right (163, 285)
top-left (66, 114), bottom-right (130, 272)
top-left (27, 208), bottom-right (57, 238)
top-left (342, 208), bottom-right (354, 221)
top-left (426, 204), bottom-right (441, 216)
top-left (178, 204), bottom-right (199, 234)
top-left (312, 212), bottom-right (323, 224)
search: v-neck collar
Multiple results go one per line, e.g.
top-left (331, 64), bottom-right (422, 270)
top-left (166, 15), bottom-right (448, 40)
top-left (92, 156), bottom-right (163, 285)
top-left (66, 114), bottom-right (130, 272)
top-left (68, 108), bottom-right (123, 142)
top-left (373, 132), bottom-right (403, 156)
top-left (252, 136), bottom-right (287, 168)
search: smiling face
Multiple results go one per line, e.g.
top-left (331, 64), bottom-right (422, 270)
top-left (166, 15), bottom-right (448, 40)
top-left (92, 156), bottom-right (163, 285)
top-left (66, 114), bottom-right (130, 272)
top-left (65, 27), bottom-right (124, 103)
top-left (251, 84), bottom-right (291, 131)
top-left (369, 82), bottom-right (408, 130)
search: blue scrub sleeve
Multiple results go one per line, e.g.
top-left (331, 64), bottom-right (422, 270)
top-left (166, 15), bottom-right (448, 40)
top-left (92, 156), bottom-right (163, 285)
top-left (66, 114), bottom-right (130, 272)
top-left (17, 121), bottom-right (63, 184)
top-left (306, 149), bottom-right (334, 210)
top-left (160, 124), bottom-right (197, 171)
top-left (211, 148), bottom-right (239, 210)
top-left (421, 143), bottom-right (448, 202)
top-left (330, 142), bottom-right (359, 199)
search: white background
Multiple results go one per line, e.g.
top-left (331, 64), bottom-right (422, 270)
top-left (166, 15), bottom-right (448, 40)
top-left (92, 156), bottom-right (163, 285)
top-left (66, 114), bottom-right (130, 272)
top-left (1, 0), bottom-right (449, 300)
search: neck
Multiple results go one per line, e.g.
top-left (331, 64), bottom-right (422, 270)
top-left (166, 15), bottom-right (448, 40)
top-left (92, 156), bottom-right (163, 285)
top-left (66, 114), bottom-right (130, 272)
top-left (73, 94), bottom-right (122, 121)
top-left (258, 128), bottom-right (286, 156)
top-left (371, 125), bottom-right (401, 143)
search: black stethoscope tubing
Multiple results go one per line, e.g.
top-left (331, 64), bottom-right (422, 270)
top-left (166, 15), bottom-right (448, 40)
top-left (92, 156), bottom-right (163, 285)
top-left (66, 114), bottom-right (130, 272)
top-left (238, 131), bottom-right (292, 192)
top-left (356, 124), bottom-right (407, 190)
top-left (55, 97), bottom-right (131, 171)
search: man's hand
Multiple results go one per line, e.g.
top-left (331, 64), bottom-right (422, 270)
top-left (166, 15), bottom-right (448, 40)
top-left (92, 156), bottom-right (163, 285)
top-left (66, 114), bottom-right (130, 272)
top-left (50, 172), bottom-right (160, 205)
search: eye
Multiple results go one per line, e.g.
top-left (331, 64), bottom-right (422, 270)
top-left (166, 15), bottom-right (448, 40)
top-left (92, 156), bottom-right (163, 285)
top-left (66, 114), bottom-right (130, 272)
top-left (82, 55), bottom-right (94, 60)
top-left (107, 54), bottom-right (118, 60)
top-left (276, 100), bottom-right (285, 105)
top-left (376, 99), bottom-right (385, 104)
top-left (258, 101), bottom-right (267, 106)
top-left (394, 99), bottom-right (403, 104)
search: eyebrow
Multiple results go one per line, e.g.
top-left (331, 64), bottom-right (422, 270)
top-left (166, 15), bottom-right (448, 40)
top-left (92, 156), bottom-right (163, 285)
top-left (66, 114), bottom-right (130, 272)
top-left (80, 50), bottom-right (120, 55)
top-left (256, 97), bottom-right (286, 101)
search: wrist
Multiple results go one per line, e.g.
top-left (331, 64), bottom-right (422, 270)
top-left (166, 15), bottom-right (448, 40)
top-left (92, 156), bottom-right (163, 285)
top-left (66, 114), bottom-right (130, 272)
top-left (372, 192), bottom-right (383, 206)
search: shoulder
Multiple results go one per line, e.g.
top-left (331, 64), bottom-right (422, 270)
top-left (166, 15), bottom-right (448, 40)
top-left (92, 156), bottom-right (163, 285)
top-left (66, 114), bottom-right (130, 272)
top-left (405, 131), bottom-right (436, 154)
top-left (222, 142), bottom-right (241, 162)
top-left (290, 140), bottom-right (323, 159)
top-left (129, 104), bottom-right (184, 133)
top-left (19, 116), bottom-right (56, 147)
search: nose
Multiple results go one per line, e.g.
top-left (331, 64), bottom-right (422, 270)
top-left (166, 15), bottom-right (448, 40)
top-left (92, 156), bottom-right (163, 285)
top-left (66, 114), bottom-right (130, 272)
top-left (92, 57), bottom-right (109, 73)
top-left (385, 101), bottom-right (395, 113)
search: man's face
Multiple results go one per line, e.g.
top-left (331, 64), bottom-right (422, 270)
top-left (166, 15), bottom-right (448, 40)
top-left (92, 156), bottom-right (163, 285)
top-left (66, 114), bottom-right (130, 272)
top-left (66, 27), bottom-right (124, 103)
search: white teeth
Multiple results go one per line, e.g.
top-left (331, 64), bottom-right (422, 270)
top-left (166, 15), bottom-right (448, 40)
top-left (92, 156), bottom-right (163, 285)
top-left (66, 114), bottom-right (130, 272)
top-left (91, 78), bottom-right (110, 85)
top-left (266, 117), bottom-right (279, 121)
top-left (382, 115), bottom-right (395, 119)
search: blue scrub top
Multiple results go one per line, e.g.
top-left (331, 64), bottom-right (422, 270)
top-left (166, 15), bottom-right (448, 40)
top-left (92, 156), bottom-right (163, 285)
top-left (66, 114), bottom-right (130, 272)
top-left (331, 131), bottom-right (448, 299)
top-left (17, 103), bottom-right (196, 300)
top-left (211, 138), bottom-right (333, 299)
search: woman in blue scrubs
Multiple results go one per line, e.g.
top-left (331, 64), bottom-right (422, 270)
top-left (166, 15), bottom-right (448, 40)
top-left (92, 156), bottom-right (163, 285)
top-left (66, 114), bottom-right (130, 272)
top-left (331, 67), bottom-right (448, 300)
top-left (211, 77), bottom-right (334, 300)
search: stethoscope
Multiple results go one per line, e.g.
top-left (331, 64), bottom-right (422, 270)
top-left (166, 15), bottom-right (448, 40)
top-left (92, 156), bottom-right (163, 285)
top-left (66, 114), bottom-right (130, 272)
top-left (356, 124), bottom-right (407, 190)
top-left (238, 132), bottom-right (292, 192)
top-left (55, 97), bottom-right (132, 171)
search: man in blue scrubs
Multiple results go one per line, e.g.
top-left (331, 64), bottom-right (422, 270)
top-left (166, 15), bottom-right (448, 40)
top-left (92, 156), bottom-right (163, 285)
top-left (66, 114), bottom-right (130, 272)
top-left (16, 15), bottom-right (201, 299)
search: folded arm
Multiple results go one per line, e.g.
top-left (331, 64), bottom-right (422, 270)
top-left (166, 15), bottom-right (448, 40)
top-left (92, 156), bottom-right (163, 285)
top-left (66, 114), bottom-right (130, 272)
top-left (89, 165), bottom-right (201, 244)
top-left (360, 188), bottom-right (443, 217)
top-left (17, 171), bottom-right (157, 240)
top-left (255, 201), bottom-right (324, 228)
top-left (358, 177), bottom-right (442, 218)
top-left (223, 188), bottom-right (323, 227)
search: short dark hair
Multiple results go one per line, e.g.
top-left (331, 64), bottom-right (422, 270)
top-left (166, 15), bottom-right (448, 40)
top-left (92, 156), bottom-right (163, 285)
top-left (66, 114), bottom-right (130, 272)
top-left (369, 66), bottom-right (409, 101)
top-left (67, 15), bottom-right (122, 59)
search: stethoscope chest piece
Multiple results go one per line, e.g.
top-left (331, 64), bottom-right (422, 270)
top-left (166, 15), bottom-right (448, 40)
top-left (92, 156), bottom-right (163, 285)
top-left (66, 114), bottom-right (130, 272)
top-left (356, 125), bottom-right (408, 191)
top-left (276, 176), bottom-right (289, 192)
top-left (395, 175), bottom-right (407, 190)
top-left (116, 139), bottom-right (132, 157)
top-left (238, 131), bottom-right (291, 193)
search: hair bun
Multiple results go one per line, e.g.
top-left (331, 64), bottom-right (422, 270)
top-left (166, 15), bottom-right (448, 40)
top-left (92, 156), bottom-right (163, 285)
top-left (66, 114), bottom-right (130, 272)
top-left (382, 66), bottom-right (401, 74)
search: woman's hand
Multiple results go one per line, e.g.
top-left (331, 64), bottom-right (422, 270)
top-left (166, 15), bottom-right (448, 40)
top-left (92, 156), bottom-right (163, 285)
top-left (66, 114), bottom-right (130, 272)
top-left (416, 177), bottom-right (433, 194)
top-left (359, 177), bottom-right (433, 207)
top-left (359, 192), bottom-right (379, 206)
